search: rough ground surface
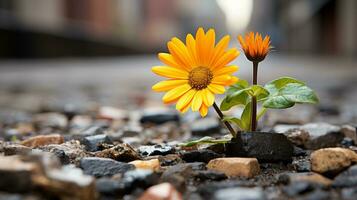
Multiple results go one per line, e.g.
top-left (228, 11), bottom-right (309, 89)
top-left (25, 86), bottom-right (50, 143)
top-left (0, 55), bottom-right (356, 199)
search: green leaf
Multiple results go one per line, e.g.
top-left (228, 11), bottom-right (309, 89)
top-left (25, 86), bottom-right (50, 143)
top-left (263, 83), bottom-right (319, 109)
top-left (240, 102), bottom-right (252, 131)
top-left (264, 77), bottom-right (305, 95)
top-left (250, 85), bottom-right (269, 100)
top-left (222, 116), bottom-right (244, 130)
top-left (179, 136), bottom-right (231, 147)
top-left (220, 79), bottom-right (250, 111)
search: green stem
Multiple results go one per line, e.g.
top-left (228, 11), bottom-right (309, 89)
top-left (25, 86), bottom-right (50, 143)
top-left (257, 107), bottom-right (267, 120)
top-left (213, 102), bottom-right (239, 138)
top-left (251, 62), bottom-right (259, 131)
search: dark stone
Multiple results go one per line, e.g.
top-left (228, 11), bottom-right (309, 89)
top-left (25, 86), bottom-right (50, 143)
top-left (226, 132), bottom-right (294, 163)
top-left (282, 181), bottom-right (314, 197)
top-left (80, 125), bottom-right (107, 137)
top-left (3, 144), bottom-right (32, 156)
top-left (341, 137), bottom-right (354, 148)
top-left (332, 165), bottom-right (357, 188)
top-left (81, 134), bottom-right (112, 152)
top-left (190, 118), bottom-right (221, 136)
top-left (292, 158), bottom-right (311, 172)
top-left (51, 149), bottom-right (70, 165)
top-left (293, 146), bottom-right (309, 157)
top-left (213, 187), bottom-right (265, 200)
top-left (79, 157), bottom-right (134, 178)
top-left (0, 169), bottom-right (33, 193)
top-left (158, 154), bottom-right (183, 166)
top-left (299, 189), bottom-right (330, 200)
top-left (95, 143), bottom-right (141, 162)
top-left (140, 110), bottom-right (179, 125)
top-left (194, 170), bottom-right (227, 181)
top-left (180, 149), bottom-right (223, 163)
top-left (138, 144), bottom-right (175, 156)
top-left (96, 169), bottom-right (159, 196)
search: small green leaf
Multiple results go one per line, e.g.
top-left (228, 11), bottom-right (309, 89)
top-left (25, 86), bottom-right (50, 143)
top-left (222, 116), bottom-right (244, 130)
top-left (179, 136), bottom-right (231, 147)
top-left (263, 83), bottom-right (319, 109)
top-left (240, 102), bottom-right (252, 131)
top-left (265, 77), bottom-right (305, 95)
top-left (220, 79), bottom-right (250, 111)
top-left (250, 85), bottom-right (269, 100)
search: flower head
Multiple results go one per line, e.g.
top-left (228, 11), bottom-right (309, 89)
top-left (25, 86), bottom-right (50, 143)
top-left (152, 27), bottom-right (240, 117)
top-left (238, 32), bottom-right (271, 62)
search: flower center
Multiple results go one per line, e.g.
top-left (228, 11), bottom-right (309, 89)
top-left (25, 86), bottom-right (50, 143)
top-left (188, 66), bottom-right (213, 90)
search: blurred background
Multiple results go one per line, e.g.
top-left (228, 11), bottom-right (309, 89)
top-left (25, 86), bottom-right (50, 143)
top-left (0, 0), bottom-right (356, 123)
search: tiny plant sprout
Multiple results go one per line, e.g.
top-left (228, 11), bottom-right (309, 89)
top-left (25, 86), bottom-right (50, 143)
top-left (152, 28), bottom-right (318, 146)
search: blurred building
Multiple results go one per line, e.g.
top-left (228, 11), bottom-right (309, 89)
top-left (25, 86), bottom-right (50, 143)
top-left (0, 0), bottom-right (356, 58)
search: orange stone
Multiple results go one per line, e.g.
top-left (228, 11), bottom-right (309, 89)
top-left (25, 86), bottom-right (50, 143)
top-left (129, 159), bottom-right (160, 171)
top-left (207, 157), bottom-right (260, 178)
top-left (21, 134), bottom-right (64, 148)
top-left (138, 183), bottom-right (182, 200)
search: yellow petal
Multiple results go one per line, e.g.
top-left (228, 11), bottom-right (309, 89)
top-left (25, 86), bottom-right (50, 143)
top-left (171, 37), bottom-right (195, 68)
top-left (180, 100), bottom-right (191, 113)
top-left (208, 84), bottom-right (225, 94)
top-left (158, 53), bottom-right (183, 70)
top-left (191, 90), bottom-right (203, 111)
top-left (186, 34), bottom-right (198, 66)
top-left (226, 76), bottom-right (239, 85)
top-left (152, 66), bottom-right (188, 79)
top-left (167, 41), bottom-right (191, 71)
top-left (203, 29), bottom-right (215, 66)
top-left (195, 27), bottom-right (205, 65)
top-left (176, 89), bottom-right (196, 110)
top-left (211, 75), bottom-right (232, 84)
top-left (212, 49), bottom-right (239, 70)
top-left (213, 65), bottom-right (239, 76)
top-left (202, 88), bottom-right (215, 107)
top-left (162, 84), bottom-right (191, 103)
top-left (209, 35), bottom-right (230, 66)
top-left (152, 80), bottom-right (188, 92)
top-left (199, 104), bottom-right (208, 117)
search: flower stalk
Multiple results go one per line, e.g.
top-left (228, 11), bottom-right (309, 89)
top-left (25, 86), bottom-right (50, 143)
top-left (251, 61), bottom-right (259, 131)
top-left (213, 102), bottom-right (239, 138)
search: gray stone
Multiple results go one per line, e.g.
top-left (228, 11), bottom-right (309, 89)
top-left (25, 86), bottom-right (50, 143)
top-left (180, 149), bottom-right (223, 163)
top-left (140, 109), bottom-right (179, 125)
top-left (138, 144), bottom-right (175, 156)
top-left (95, 143), bottom-right (141, 162)
top-left (81, 134), bottom-right (112, 152)
top-left (2, 144), bottom-right (32, 156)
top-left (79, 157), bottom-right (134, 177)
top-left (213, 187), bottom-right (265, 200)
top-left (332, 165), bottom-right (357, 188)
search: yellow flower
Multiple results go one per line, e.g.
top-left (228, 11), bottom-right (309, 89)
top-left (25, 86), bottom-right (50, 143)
top-left (238, 32), bottom-right (271, 62)
top-left (152, 27), bottom-right (240, 117)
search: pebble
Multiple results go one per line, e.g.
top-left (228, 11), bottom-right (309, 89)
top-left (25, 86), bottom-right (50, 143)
top-left (129, 159), bottom-right (160, 171)
top-left (332, 164), bottom-right (357, 188)
top-left (311, 147), bottom-right (357, 174)
top-left (140, 108), bottom-right (180, 125)
top-left (2, 144), bottom-right (32, 156)
top-left (292, 158), bottom-right (311, 172)
top-left (95, 143), bottom-right (141, 162)
top-left (341, 125), bottom-right (357, 143)
top-left (79, 157), bottom-right (134, 177)
top-left (138, 182), bottom-right (182, 200)
top-left (21, 134), bottom-right (64, 148)
top-left (189, 117), bottom-right (221, 136)
top-left (194, 170), bottom-right (227, 181)
top-left (207, 158), bottom-right (260, 178)
top-left (180, 149), bottom-right (223, 163)
top-left (33, 112), bottom-right (68, 129)
top-left (213, 187), bottom-right (265, 200)
top-left (341, 187), bottom-right (357, 200)
top-left (81, 134), bottom-right (112, 152)
top-left (138, 144), bottom-right (175, 156)
top-left (278, 172), bottom-right (332, 187)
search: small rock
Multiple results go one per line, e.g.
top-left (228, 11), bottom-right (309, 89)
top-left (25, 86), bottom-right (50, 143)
top-left (282, 181), bottom-right (315, 197)
top-left (97, 106), bottom-right (128, 121)
top-left (299, 189), bottom-right (330, 200)
top-left (332, 164), bottom-right (357, 188)
top-left (39, 140), bottom-right (89, 165)
top-left (300, 123), bottom-right (344, 149)
top-left (292, 158), bottom-right (311, 172)
top-left (95, 143), bottom-right (141, 162)
top-left (194, 170), bottom-right (227, 181)
top-left (158, 154), bottom-right (183, 166)
top-left (79, 157), bottom-right (134, 177)
top-left (226, 132), bottom-right (294, 162)
top-left (2, 144), bottom-right (31, 156)
top-left (341, 125), bottom-right (357, 144)
top-left (0, 156), bottom-right (37, 193)
top-left (129, 159), bottom-right (160, 171)
top-left (33, 112), bottom-right (68, 129)
top-left (138, 182), bottom-right (182, 200)
top-left (21, 134), bottom-right (64, 148)
top-left (341, 137), bottom-right (355, 147)
top-left (79, 125), bottom-right (107, 137)
top-left (81, 134), bottom-right (112, 152)
top-left (278, 172), bottom-right (332, 187)
top-left (311, 147), bottom-right (357, 174)
top-left (36, 165), bottom-right (96, 200)
top-left (140, 108), bottom-right (179, 125)
top-left (189, 117), bottom-right (221, 136)
top-left (138, 144), bottom-right (175, 156)
top-left (180, 149), bottom-right (223, 163)
top-left (207, 158), bottom-right (260, 178)
top-left (285, 128), bottom-right (310, 146)
top-left (341, 187), bottom-right (357, 200)
top-left (213, 187), bottom-right (265, 200)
